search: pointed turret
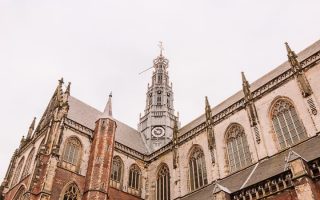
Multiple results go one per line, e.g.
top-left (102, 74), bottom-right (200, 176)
top-left (241, 72), bottom-right (252, 102)
top-left (205, 96), bottom-right (212, 124)
top-left (19, 136), bottom-right (26, 148)
top-left (101, 92), bottom-right (113, 118)
top-left (26, 117), bottom-right (36, 140)
top-left (285, 42), bottom-right (313, 97)
top-left (56, 78), bottom-right (64, 103)
top-left (285, 42), bottom-right (301, 72)
top-left (84, 93), bottom-right (117, 200)
top-left (172, 120), bottom-right (178, 145)
top-left (65, 82), bottom-right (71, 95)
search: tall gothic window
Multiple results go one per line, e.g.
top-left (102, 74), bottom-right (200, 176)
top-left (21, 148), bottom-right (35, 179)
top-left (62, 137), bottom-right (82, 166)
top-left (128, 164), bottom-right (141, 196)
top-left (226, 124), bottom-right (252, 173)
top-left (11, 157), bottom-right (25, 187)
top-left (110, 156), bottom-right (123, 189)
top-left (271, 99), bottom-right (307, 149)
top-left (157, 164), bottom-right (170, 200)
top-left (62, 183), bottom-right (80, 200)
top-left (189, 146), bottom-right (208, 191)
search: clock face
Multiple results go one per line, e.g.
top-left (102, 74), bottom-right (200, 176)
top-left (152, 127), bottom-right (165, 138)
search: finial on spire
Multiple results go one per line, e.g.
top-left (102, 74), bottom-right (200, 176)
top-left (158, 41), bottom-right (164, 56)
top-left (285, 42), bottom-right (301, 72)
top-left (241, 72), bottom-right (251, 101)
top-left (101, 92), bottom-right (113, 118)
top-left (205, 96), bottom-right (213, 124)
top-left (27, 117), bottom-right (36, 139)
top-left (65, 82), bottom-right (71, 95)
top-left (59, 77), bottom-right (64, 85)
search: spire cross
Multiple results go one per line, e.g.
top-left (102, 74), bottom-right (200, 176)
top-left (158, 41), bottom-right (164, 56)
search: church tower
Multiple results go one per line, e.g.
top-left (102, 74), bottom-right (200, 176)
top-left (138, 44), bottom-right (179, 151)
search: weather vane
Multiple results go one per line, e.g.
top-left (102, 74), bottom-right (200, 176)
top-left (138, 41), bottom-right (165, 75)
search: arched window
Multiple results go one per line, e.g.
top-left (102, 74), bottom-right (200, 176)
top-left (13, 186), bottom-right (26, 200)
top-left (21, 148), bottom-right (35, 179)
top-left (189, 146), bottom-right (208, 191)
top-left (128, 164), bottom-right (141, 196)
top-left (62, 137), bottom-right (82, 166)
top-left (156, 164), bottom-right (170, 200)
top-left (226, 124), bottom-right (252, 173)
top-left (110, 156), bottom-right (123, 189)
top-left (157, 96), bottom-right (162, 105)
top-left (11, 157), bottom-right (25, 187)
top-left (61, 183), bottom-right (80, 200)
top-left (271, 99), bottom-right (307, 149)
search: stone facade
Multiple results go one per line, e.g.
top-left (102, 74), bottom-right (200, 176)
top-left (1, 39), bottom-right (320, 200)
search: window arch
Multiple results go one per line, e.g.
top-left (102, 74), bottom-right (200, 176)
top-left (21, 148), bottom-right (35, 179)
top-left (226, 124), bottom-right (252, 173)
top-left (156, 164), bottom-right (170, 200)
top-left (61, 183), bottom-right (80, 200)
top-left (128, 164), bottom-right (141, 196)
top-left (271, 98), bottom-right (307, 149)
top-left (110, 156), bottom-right (123, 189)
top-left (11, 157), bottom-right (25, 187)
top-left (188, 146), bottom-right (208, 191)
top-left (62, 137), bottom-right (82, 166)
top-left (13, 186), bottom-right (26, 200)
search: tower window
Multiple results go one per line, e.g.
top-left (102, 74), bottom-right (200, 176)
top-left (158, 75), bottom-right (162, 84)
top-left (157, 96), bottom-right (162, 105)
top-left (271, 98), bottom-right (307, 149)
top-left (226, 124), bottom-right (252, 173)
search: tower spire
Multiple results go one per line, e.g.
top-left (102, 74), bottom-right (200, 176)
top-left (138, 44), bottom-right (178, 151)
top-left (101, 92), bottom-right (113, 118)
top-left (27, 117), bottom-right (36, 140)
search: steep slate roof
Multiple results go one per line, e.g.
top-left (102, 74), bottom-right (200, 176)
top-left (179, 135), bottom-right (320, 199)
top-left (67, 96), bottom-right (149, 154)
top-left (178, 39), bottom-right (320, 137)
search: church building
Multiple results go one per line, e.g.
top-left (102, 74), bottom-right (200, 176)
top-left (1, 39), bottom-right (320, 200)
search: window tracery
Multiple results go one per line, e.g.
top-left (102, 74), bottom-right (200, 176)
top-left (62, 183), bottom-right (80, 200)
top-left (156, 164), bottom-right (170, 200)
top-left (226, 124), bottom-right (252, 172)
top-left (11, 157), bottom-right (25, 187)
top-left (62, 137), bottom-right (81, 166)
top-left (128, 164), bottom-right (141, 196)
top-left (110, 156), bottom-right (123, 189)
top-left (21, 149), bottom-right (35, 179)
top-left (271, 99), bottom-right (307, 149)
top-left (189, 146), bottom-right (208, 191)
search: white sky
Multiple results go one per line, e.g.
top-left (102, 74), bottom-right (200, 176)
top-left (0, 0), bottom-right (319, 180)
